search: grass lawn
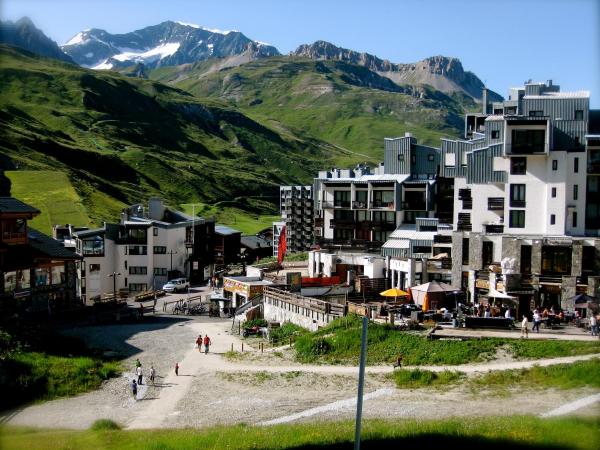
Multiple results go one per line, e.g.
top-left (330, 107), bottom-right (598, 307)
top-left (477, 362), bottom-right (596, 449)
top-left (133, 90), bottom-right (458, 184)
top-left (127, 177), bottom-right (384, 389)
top-left (6, 170), bottom-right (92, 234)
top-left (2, 417), bottom-right (599, 450)
top-left (180, 202), bottom-right (279, 235)
top-left (295, 315), bottom-right (600, 365)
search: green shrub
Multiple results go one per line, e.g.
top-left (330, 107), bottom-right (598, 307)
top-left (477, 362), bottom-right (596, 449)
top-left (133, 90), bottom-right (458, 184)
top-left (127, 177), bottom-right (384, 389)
top-left (244, 319), bottom-right (268, 328)
top-left (270, 322), bottom-right (306, 344)
top-left (90, 419), bottom-right (121, 431)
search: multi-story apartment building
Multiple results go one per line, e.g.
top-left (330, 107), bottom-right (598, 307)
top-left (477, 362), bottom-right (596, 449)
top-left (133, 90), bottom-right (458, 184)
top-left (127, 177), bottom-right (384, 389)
top-left (0, 197), bottom-right (81, 314)
top-left (279, 185), bottom-right (314, 253)
top-left (313, 138), bottom-right (452, 249)
top-left (74, 198), bottom-right (215, 301)
top-left (437, 80), bottom-right (600, 312)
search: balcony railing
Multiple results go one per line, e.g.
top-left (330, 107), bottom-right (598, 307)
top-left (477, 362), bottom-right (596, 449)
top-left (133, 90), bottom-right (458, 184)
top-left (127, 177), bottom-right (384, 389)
top-left (506, 143), bottom-right (549, 155)
top-left (488, 197), bottom-right (505, 211)
top-left (369, 201), bottom-right (395, 210)
top-left (352, 201), bottom-right (368, 209)
top-left (329, 219), bottom-right (356, 229)
top-left (1, 231), bottom-right (27, 244)
top-left (427, 258), bottom-right (453, 272)
top-left (433, 235), bottom-right (452, 244)
top-left (485, 224), bottom-right (504, 234)
top-left (509, 199), bottom-right (526, 208)
top-left (370, 221), bottom-right (396, 231)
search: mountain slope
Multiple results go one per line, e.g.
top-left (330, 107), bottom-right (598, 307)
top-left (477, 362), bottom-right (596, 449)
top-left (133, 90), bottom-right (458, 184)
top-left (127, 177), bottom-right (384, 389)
top-left (0, 17), bottom-right (74, 63)
top-left (0, 45), bottom-right (341, 224)
top-left (150, 56), bottom-right (473, 159)
top-left (293, 41), bottom-right (502, 102)
top-left (61, 20), bottom-right (279, 70)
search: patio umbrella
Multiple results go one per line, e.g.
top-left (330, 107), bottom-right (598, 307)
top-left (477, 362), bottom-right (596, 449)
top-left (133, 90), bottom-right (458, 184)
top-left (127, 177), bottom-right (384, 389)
top-left (380, 287), bottom-right (409, 303)
top-left (410, 280), bottom-right (461, 293)
top-left (569, 293), bottom-right (598, 304)
top-left (422, 293), bottom-right (430, 312)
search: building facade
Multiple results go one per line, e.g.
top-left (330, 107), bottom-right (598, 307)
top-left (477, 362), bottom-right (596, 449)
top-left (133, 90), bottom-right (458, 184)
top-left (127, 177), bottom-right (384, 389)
top-left (74, 198), bottom-right (215, 301)
top-left (279, 185), bottom-right (314, 253)
top-left (0, 197), bottom-right (81, 314)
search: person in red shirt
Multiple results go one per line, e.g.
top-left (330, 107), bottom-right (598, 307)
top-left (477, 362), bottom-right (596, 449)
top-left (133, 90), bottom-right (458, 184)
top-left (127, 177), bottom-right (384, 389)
top-left (203, 335), bottom-right (212, 354)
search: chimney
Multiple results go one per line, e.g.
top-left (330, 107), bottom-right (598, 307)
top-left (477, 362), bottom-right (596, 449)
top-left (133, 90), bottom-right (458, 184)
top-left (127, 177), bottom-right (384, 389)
top-left (404, 132), bottom-right (412, 138)
top-left (482, 88), bottom-right (488, 114)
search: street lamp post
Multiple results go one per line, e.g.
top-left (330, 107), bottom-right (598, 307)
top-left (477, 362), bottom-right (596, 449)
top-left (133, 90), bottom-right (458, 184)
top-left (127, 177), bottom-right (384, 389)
top-left (107, 272), bottom-right (121, 300)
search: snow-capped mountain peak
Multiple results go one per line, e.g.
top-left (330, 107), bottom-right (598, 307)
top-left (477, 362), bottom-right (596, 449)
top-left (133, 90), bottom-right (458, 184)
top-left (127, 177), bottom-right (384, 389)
top-left (61, 20), bottom-right (279, 70)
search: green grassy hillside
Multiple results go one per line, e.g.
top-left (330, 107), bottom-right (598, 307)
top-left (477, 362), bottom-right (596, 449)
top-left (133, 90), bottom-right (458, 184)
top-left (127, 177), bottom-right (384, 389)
top-left (6, 171), bottom-right (94, 234)
top-left (0, 45), bottom-right (344, 225)
top-left (152, 57), bottom-right (472, 164)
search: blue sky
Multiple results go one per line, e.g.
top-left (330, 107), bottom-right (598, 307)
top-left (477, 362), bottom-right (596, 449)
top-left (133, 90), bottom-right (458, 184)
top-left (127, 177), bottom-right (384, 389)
top-left (3, 0), bottom-right (599, 106)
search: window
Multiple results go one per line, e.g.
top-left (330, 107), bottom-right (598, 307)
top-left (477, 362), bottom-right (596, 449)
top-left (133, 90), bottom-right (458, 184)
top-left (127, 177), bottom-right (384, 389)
top-left (510, 157), bottom-right (527, 175)
top-left (552, 160), bottom-right (557, 171)
top-left (575, 110), bottom-right (583, 120)
top-left (573, 184), bottom-right (578, 200)
top-left (81, 237), bottom-right (105, 256)
top-left (124, 261), bottom-right (127, 270)
top-left (550, 214), bottom-right (556, 225)
top-left (128, 245), bottom-right (147, 255)
top-left (411, 155), bottom-right (416, 165)
top-left (482, 241), bottom-right (494, 266)
top-left (89, 264), bottom-right (100, 272)
top-left (398, 154), bottom-right (405, 162)
top-left (153, 246), bottom-right (167, 254)
top-left (509, 210), bottom-right (525, 228)
top-left (129, 266), bottom-right (147, 275)
top-left (427, 154), bottom-right (435, 162)
top-left (551, 187), bottom-right (557, 198)
top-left (129, 283), bottom-right (148, 293)
top-left (511, 129), bottom-right (545, 153)
top-left (572, 211), bottom-right (578, 228)
top-left (153, 267), bottom-right (168, 276)
top-left (491, 130), bottom-right (500, 139)
top-left (529, 110), bottom-right (544, 117)
top-left (574, 157), bottom-right (579, 173)
top-left (153, 227), bottom-right (158, 236)
top-left (334, 190), bottom-right (350, 207)
top-left (462, 238), bottom-right (470, 265)
top-left (510, 184), bottom-right (526, 207)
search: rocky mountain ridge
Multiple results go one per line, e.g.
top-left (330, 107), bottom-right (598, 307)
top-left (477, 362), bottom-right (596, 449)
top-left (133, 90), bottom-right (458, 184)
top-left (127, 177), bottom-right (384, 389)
top-left (293, 40), bottom-right (502, 101)
top-left (61, 20), bottom-right (280, 70)
top-left (0, 17), bottom-right (74, 64)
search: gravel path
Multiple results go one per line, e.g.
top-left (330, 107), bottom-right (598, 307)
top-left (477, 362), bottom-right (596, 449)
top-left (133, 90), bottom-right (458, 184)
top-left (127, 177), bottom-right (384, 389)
top-left (1, 312), bottom-right (599, 430)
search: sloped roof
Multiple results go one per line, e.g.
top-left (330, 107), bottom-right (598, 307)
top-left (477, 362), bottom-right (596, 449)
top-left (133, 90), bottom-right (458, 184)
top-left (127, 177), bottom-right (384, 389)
top-left (0, 197), bottom-right (40, 215)
top-left (28, 228), bottom-right (82, 260)
top-left (241, 235), bottom-right (272, 249)
top-left (215, 224), bottom-right (241, 236)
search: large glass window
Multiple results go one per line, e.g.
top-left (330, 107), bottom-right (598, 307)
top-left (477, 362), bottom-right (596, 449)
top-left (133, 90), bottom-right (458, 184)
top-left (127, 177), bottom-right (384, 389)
top-left (34, 268), bottom-right (50, 286)
top-left (51, 265), bottom-right (65, 285)
top-left (354, 190), bottom-right (367, 208)
top-left (153, 246), bottom-right (167, 254)
top-left (511, 129), bottom-right (545, 153)
top-left (82, 236), bottom-right (104, 256)
top-left (128, 245), bottom-right (147, 255)
top-left (372, 190), bottom-right (394, 208)
top-left (334, 190), bottom-right (350, 207)
top-left (129, 266), bottom-right (148, 275)
top-left (510, 157), bottom-right (527, 175)
top-left (541, 246), bottom-right (572, 275)
top-left (509, 210), bottom-right (525, 228)
top-left (510, 184), bottom-right (526, 207)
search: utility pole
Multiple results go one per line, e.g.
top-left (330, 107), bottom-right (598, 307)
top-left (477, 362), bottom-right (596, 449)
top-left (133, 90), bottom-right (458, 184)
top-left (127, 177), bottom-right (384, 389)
top-left (107, 272), bottom-right (121, 300)
top-left (354, 315), bottom-right (368, 450)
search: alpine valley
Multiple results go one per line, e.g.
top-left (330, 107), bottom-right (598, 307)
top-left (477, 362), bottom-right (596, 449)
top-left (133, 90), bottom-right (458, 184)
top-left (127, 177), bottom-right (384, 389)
top-left (0, 18), bottom-right (501, 231)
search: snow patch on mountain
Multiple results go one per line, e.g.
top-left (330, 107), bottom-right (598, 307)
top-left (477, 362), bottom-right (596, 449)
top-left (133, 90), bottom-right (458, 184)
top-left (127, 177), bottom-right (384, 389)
top-left (175, 21), bottom-right (200, 28)
top-left (92, 60), bottom-right (113, 70)
top-left (202, 27), bottom-right (236, 35)
top-left (111, 42), bottom-right (180, 63)
top-left (65, 32), bottom-right (86, 46)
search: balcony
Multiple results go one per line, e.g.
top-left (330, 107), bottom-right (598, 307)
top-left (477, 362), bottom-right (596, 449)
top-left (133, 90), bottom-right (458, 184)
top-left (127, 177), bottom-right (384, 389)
top-left (485, 224), bottom-right (504, 234)
top-left (369, 201), bottom-right (395, 210)
top-left (314, 218), bottom-right (324, 228)
top-left (329, 219), bottom-right (356, 229)
top-left (510, 199), bottom-right (526, 208)
top-left (506, 143), bottom-right (548, 155)
top-left (370, 221), bottom-right (396, 231)
top-left (1, 231), bottom-right (27, 244)
top-left (433, 234), bottom-right (452, 244)
top-left (487, 197), bottom-right (505, 211)
top-left (352, 201), bottom-right (368, 209)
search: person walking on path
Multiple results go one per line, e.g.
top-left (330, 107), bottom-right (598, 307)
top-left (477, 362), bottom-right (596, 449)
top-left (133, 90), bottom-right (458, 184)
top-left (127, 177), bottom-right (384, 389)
top-left (149, 365), bottom-right (156, 385)
top-left (203, 334), bottom-right (212, 354)
top-left (590, 314), bottom-right (598, 337)
top-left (136, 365), bottom-right (143, 385)
top-left (532, 309), bottom-right (542, 333)
top-left (131, 379), bottom-right (138, 400)
top-left (174, 362), bottom-right (179, 376)
top-left (195, 334), bottom-right (203, 352)
top-left (521, 314), bottom-right (529, 338)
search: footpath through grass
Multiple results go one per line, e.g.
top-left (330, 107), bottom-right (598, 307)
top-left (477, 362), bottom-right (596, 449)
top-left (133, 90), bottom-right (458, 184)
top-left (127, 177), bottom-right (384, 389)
top-left (2, 416), bottom-right (599, 450)
top-left (7, 170), bottom-right (92, 235)
top-left (295, 315), bottom-right (600, 365)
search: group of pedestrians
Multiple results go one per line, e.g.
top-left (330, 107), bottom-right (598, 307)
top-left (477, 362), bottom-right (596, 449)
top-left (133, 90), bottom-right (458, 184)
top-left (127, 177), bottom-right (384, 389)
top-left (131, 358), bottom-right (156, 400)
top-left (195, 333), bottom-right (212, 354)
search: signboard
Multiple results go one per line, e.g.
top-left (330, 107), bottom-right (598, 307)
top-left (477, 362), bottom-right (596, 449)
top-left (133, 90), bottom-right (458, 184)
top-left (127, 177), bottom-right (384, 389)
top-left (287, 272), bottom-right (302, 292)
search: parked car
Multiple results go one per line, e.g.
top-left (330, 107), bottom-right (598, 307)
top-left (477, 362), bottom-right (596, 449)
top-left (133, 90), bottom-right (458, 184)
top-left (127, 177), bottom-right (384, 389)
top-left (162, 278), bottom-right (190, 293)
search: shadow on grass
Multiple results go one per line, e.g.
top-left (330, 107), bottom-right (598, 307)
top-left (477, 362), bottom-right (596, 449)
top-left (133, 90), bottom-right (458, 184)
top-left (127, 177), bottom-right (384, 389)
top-left (285, 435), bottom-right (572, 449)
